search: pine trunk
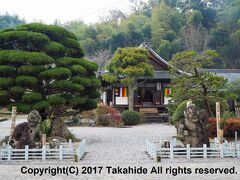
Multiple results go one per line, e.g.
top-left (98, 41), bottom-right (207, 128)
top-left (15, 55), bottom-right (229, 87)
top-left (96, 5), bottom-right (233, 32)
top-left (50, 113), bottom-right (69, 138)
top-left (128, 83), bottom-right (134, 111)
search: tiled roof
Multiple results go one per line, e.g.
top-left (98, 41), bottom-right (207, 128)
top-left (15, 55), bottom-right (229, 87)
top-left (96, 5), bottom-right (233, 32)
top-left (139, 42), bottom-right (170, 67)
top-left (151, 69), bottom-right (240, 81)
top-left (139, 42), bottom-right (188, 75)
top-left (153, 70), bottom-right (171, 79)
top-left (138, 70), bottom-right (171, 79)
top-left (204, 69), bottom-right (240, 82)
top-left (139, 43), bottom-right (240, 82)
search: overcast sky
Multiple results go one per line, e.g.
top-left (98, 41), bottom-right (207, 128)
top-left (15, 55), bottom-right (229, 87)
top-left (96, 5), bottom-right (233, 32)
top-left (0, 0), bottom-right (135, 24)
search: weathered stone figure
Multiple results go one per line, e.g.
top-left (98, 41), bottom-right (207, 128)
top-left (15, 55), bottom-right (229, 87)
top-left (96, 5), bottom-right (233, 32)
top-left (175, 101), bottom-right (209, 147)
top-left (10, 110), bottom-right (42, 149)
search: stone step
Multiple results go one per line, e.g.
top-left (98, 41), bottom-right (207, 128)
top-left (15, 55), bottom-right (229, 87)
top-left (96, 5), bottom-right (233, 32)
top-left (139, 108), bottom-right (158, 113)
top-left (144, 113), bottom-right (169, 123)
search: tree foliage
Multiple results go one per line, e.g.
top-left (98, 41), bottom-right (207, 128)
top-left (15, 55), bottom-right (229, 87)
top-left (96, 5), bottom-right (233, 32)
top-left (62, 0), bottom-right (240, 68)
top-left (0, 13), bottom-right (25, 30)
top-left (0, 23), bottom-right (100, 137)
top-left (169, 50), bottom-right (227, 117)
top-left (103, 47), bottom-right (153, 110)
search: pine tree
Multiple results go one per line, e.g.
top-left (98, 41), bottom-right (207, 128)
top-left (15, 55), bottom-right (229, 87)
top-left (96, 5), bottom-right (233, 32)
top-left (0, 23), bottom-right (101, 137)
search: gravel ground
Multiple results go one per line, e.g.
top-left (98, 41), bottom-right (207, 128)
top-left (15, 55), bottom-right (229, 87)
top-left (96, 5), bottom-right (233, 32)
top-left (0, 115), bottom-right (27, 140)
top-left (0, 123), bottom-right (240, 180)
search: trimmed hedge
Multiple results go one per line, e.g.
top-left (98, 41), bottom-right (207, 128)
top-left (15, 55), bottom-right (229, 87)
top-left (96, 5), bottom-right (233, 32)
top-left (69, 97), bottom-right (87, 106)
top-left (122, 110), bottom-right (140, 125)
top-left (56, 57), bottom-right (82, 66)
top-left (15, 75), bottom-right (38, 86)
top-left (78, 59), bottom-right (98, 71)
top-left (70, 65), bottom-right (86, 75)
top-left (17, 65), bottom-right (46, 75)
top-left (40, 68), bottom-right (72, 80)
top-left (0, 65), bottom-right (16, 76)
top-left (0, 90), bottom-right (9, 101)
top-left (71, 77), bottom-right (91, 86)
top-left (49, 80), bottom-right (84, 92)
top-left (22, 92), bottom-right (42, 103)
top-left (82, 99), bottom-right (97, 110)
top-left (17, 23), bottom-right (78, 41)
top-left (88, 91), bottom-right (101, 99)
top-left (0, 50), bottom-right (54, 65)
top-left (0, 31), bottom-right (50, 51)
top-left (44, 41), bottom-right (65, 57)
top-left (47, 95), bottom-right (66, 105)
top-left (17, 103), bottom-right (32, 113)
top-left (32, 100), bottom-right (50, 111)
top-left (0, 77), bottom-right (14, 88)
top-left (90, 78), bottom-right (101, 88)
top-left (9, 86), bottom-right (25, 97)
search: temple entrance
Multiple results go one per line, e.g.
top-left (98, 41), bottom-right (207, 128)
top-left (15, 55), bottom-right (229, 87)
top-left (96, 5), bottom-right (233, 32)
top-left (144, 90), bottom-right (153, 103)
top-left (137, 88), bottom-right (154, 106)
top-left (137, 87), bottom-right (162, 106)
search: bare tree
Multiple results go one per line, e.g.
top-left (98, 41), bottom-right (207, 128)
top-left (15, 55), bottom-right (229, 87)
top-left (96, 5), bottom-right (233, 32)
top-left (181, 24), bottom-right (210, 52)
top-left (99, 9), bottom-right (126, 23)
top-left (86, 49), bottom-right (112, 71)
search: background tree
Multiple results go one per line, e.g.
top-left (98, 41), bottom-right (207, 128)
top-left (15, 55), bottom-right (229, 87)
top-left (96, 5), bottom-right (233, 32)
top-left (102, 47), bottom-right (154, 110)
top-left (61, 0), bottom-right (240, 68)
top-left (226, 79), bottom-right (240, 116)
top-left (86, 49), bottom-right (112, 71)
top-left (169, 50), bottom-right (227, 117)
top-left (0, 23), bottom-right (101, 138)
top-left (0, 13), bottom-right (25, 30)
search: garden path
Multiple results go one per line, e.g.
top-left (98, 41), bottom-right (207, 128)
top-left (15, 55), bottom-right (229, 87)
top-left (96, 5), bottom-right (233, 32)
top-left (70, 123), bottom-right (176, 164)
top-left (1, 121), bottom-right (240, 179)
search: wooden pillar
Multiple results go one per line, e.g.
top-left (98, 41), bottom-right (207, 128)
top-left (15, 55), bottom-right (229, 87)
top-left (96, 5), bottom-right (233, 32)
top-left (42, 134), bottom-right (46, 147)
top-left (235, 131), bottom-right (238, 145)
top-left (111, 88), bottom-right (115, 106)
top-left (9, 106), bottom-right (17, 139)
top-left (216, 102), bottom-right (223, 143)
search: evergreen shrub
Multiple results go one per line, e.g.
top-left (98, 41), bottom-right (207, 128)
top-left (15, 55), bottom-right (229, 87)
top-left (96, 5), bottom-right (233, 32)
top-left (122, 110), bottom-right (140, 125)
top-left (172, 100), bottom-right (188, 124)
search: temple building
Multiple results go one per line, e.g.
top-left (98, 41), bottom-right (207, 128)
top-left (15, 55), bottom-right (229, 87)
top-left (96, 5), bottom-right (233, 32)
top-left (101, 42), bottom-right (240, 117)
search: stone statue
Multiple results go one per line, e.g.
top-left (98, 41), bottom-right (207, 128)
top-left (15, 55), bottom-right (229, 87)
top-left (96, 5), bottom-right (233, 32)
top-left (10, 110), bottom-right (42, 149)
top-left (175, 101), bottom-right (209, 147)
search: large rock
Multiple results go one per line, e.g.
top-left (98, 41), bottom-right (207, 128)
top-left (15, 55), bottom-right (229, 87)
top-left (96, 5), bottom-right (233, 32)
top-left (10, 110), bottom-right (42, 149)
top-left (175, 101), bottom-right (209, 147)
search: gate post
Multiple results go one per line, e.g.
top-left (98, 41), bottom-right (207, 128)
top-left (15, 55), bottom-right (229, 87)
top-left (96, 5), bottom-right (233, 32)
top-left (42, 145), bottom-right (46, 160)
top-left (25, 145), bottom-right (29, 160)
top-left (170, 143), bottom-right (173, 159)
top-left (59, 145), bottom-right (63, 160)
top-left (203, 144), bottom-right (207, 159)
top-left (187, 144), bottom-right (190, 159)
top-left (7, 145), bottom-right (11, 161)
